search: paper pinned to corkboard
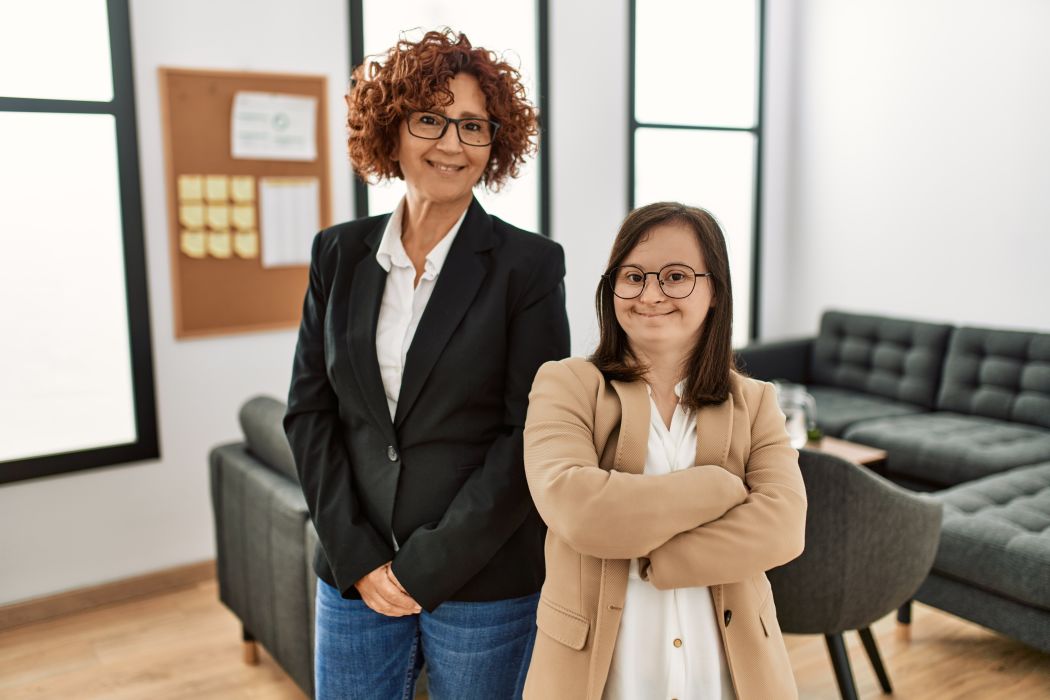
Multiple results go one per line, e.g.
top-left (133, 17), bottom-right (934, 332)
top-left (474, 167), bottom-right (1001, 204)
top-left (159, 67), bottom-right (330, 338)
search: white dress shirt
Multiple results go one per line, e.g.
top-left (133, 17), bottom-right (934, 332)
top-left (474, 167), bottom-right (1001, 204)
top-left (603, 382), bottom-right (737, 700)
top-left (374, 198), bottom-right (468, 421)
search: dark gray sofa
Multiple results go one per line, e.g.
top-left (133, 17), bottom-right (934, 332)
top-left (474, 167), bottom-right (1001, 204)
top-left (737, 310), bottom-right (1050, 653)
top-left (210, 396), bottom-right (318, 698)
top-left (914, 461), bottom-right (1050, 652)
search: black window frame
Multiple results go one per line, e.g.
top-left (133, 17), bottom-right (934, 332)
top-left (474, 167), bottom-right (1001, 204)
top-left (627, 0), bottom-right (766, 341)
top-left (0, 0), bottom-right (158, 485)
top-left (347, 0), bottom-right (551, 237)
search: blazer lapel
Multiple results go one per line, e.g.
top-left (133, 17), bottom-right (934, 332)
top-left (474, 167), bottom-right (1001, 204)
top-left (695, 392), bottom-right (735, 473)
top-left (394, 198), bottom-right (494, 428)
top-left (610, 380), bottom-right (650, 475)
top-left (610, 377), bottom-right (736, 473)
top-left (347, 218), bottom-right (396, 442)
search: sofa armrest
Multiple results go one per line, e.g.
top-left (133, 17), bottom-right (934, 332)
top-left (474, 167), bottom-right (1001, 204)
top-left (735, 337), bottom-right (814, 383)
top-left (209, 442), bottom-right (314, 697)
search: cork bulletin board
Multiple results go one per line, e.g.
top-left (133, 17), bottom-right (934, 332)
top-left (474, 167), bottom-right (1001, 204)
top-left (159, 67), bottom-right (332, 338)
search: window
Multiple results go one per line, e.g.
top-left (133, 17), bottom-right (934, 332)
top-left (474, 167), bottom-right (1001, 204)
top-left (0, 0), bottom-right (158, 484)
top-left (629, 0), bottom-right (765, 346)
top-left (348, 0), bottom-right (550, 235)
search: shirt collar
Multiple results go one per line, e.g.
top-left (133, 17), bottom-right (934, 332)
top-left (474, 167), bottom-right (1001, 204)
top-left (645, 379), bottom-right (688, 398)
top-left (375, 197), bottom-right (468, 280)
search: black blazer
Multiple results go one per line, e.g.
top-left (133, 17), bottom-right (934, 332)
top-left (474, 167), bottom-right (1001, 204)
top-left (284, 198), bottom-right (570, 611)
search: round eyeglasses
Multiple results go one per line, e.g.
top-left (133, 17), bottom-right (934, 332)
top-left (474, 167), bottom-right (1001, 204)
top-left (406, 111), bottom-right (500, 147)
top-left (603, 264), bottom-right (713, 300)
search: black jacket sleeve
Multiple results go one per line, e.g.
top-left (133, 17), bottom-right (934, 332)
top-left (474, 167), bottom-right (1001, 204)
top-left (284, 231), bottom-right (393, 596)
top-left (390, 243), bottom-right (571, 610)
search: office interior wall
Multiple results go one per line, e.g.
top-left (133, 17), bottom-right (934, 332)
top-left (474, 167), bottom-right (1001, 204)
top-left (757, 0), bottom-right (798, 340)
top-left (766, 0), bottom-right (1050, 338)
top-left (0, 0), bottom-right (351, 605)
top-left (550, 0), bottom-right (629, 355)
top-left (10, 0), bottom-right (1044, 606)
top-left (0, 0), bottom-right (630, 605)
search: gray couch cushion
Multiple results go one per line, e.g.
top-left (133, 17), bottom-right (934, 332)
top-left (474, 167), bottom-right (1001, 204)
top-left (239, 395), bottom-right (298, 482)
top-left (937, 326), bottom-right (1050, 430)
top-left (929, 462), bottom-right (1050, 611)
top-left (806, 385), bottom-right (927, 437)
top-left (811, 311), bottom-right (953, 408)
top-left (843, 413), bottom-right (1050, 486)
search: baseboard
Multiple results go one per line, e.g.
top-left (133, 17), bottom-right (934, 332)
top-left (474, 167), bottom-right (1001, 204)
top-left (0, 559), bottom-right (216, 632)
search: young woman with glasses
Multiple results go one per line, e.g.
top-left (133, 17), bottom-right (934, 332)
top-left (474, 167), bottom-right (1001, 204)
top-left (522, 202), bottom-right (806, 699)
top-left (284, 29), bottom-right (569, 699)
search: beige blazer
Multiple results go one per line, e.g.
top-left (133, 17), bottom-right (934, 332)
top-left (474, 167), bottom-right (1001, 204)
top-left (522, 358), bottom-right (807, 700)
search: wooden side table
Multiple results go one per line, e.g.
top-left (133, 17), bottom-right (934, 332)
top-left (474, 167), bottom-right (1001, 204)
top-left (805, 435), bottom-right (887, 468)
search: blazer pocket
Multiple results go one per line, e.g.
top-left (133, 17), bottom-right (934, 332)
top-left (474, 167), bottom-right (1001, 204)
top-left (536, 597), bottom-right (590, 651)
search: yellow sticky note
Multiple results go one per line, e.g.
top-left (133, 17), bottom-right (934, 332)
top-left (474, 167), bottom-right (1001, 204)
top-left (206, 205), bottom-right (230, 230)
top-left (205, 175), bottom-right (229, 202)
top-left (207, 230), bottom-right (232, 258)
top-left (231, 204), bottom-right (255, 231)
top-left (177, 174), bottom-right (203, 201)
top-left (233, 231), bottom-right (259, 259)
top-left (180, 230), bottom-right (206, 258)
top-left (231, 176), bottom-right (255, 203)
top-left (179, 204), bottom-right (205, 229)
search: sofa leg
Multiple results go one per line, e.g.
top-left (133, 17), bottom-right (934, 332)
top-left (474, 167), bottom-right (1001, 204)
top-left (242, 625), bottom-right (259, 666)
top-left (859, 627), bottom-right (893, 694)
top-left (896, 599), bottom-right (912, 624)
top-left (824, 633), bottom-right (859, 700)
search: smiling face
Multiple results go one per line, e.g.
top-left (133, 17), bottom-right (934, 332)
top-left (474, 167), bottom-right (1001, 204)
top-left (395, 72), bottom-right (492, 211)
top-left (613, 221), bottom-right (715, 360)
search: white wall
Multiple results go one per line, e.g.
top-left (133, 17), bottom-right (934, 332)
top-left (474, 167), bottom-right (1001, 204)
top-left (768, 0), bottom-right (1050, 338)
top-left (550, 0), bottom-right (629, 355)
top-left (20, 0), bottom-right (1044, 606)
top-left (0, 0), bottom-right (629, 605)
top-left (0, 0), bottom-right (352, 605)
top-left (758, 0), bottom-right (800, 340)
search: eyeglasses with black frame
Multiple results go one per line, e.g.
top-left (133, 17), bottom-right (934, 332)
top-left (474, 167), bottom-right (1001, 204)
top-left (406, 111), bottom-right (500, 147)
top-left (603, 264), bottom-right (713, 300)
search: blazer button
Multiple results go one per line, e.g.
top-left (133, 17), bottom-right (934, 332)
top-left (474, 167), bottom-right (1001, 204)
top-left (387, 445), bottom-right (398, 462)
top-left (724, 609), bottom-right (733, 627)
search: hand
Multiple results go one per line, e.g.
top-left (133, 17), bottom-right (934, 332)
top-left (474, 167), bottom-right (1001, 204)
top-left (354, 562), bottom-right (422, 617)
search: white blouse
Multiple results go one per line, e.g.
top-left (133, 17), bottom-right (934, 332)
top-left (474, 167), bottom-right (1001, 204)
top-left (603, 383), bottom-right (737, 700)
top-left (374, 197), bottom-right (467, 421)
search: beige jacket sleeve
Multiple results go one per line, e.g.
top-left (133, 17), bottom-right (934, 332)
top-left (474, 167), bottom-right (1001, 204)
top-left (642, 381), bottom-right (807, 589)
top-left (524, 360), bottom-right (748, 560)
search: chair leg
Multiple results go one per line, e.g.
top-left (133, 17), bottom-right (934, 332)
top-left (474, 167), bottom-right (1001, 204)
top-left (242, 625), bottom-right (259, 665)
top-left (824, 633), bottom-right (860, 700)
top-left (897, 599), bottom-right (912, 624)
top-left (859, 627), bottom-right (893, 694)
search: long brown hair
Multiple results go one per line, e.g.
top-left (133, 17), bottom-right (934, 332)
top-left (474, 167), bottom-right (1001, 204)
top-left (589, 202), bottom-right (734, 409)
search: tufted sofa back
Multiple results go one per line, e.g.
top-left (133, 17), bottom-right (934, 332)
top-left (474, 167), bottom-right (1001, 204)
top-left (811, 311), bottom-right (953, 408)
top-left (937, 327), bottom-right (1050, 429)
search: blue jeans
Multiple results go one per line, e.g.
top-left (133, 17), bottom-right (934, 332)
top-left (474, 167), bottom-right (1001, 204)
top-left (315, 578), bottom-right (539, 700)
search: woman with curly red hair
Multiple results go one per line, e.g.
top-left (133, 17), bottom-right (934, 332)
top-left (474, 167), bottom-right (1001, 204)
top-left (284, 29), bottom-right (569, 699)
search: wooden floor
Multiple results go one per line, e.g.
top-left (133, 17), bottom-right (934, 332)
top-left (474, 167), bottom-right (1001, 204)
top-left (1, 578), bottom-right (1047, 699)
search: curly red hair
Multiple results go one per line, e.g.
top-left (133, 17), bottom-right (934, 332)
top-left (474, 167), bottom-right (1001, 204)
top-left (346, 29), bottom-right (538, 190)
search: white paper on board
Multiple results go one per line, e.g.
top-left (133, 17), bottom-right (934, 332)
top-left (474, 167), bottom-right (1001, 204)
top-left (259, 177), bottom-right (320, 268)
top-left (231, 92), bottom-right (317, 161)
